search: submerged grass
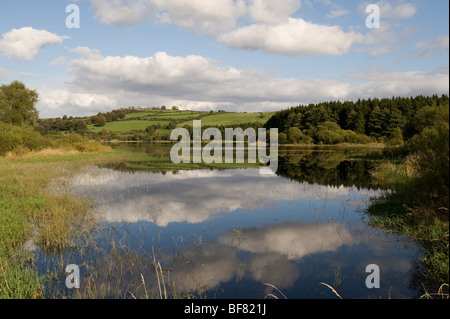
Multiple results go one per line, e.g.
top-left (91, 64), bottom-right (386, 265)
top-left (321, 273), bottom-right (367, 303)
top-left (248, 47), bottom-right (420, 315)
top-left (367, 158), bottom-right (449, 288)
top-left (0, 148), bottom-right (146, 298)
top-left (61, 237), bottom-right (204, 299)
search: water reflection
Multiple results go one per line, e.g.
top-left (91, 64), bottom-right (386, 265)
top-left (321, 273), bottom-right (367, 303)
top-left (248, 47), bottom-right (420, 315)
top-left (50, 147), bottom-right (422, 298)
top-left (69, 168), bottom-right (379, 227)
top-left (220, 222), bottom-right (355, 260)
top-left (167, 222), bottom-right (356, 294)
top-left (277, 150), bottom-right (379, 189)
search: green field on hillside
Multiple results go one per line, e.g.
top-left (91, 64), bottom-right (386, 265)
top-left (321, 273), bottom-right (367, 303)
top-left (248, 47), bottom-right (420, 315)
top-left (178, 112), bottom-right (275, 127)
top-left (88, 110), bottom-right (274, 133)
top-left (123, 111), bottom-right (156, 119)
top-left (88, 120), bottom-right (171, 133)
top-left (153, 112), bottom-right (207, 119)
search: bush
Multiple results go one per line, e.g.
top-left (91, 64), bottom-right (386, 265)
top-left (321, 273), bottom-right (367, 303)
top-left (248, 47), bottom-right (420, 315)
top-left (60, 132), bottom-right (85, 145)
top-left (55, 132), bottom-right (108, 153)
top-left (0, 123), bottom-right (47, 156)
top-left (312, 122), bottom-right (373, 145)
top-left (386, 127), bottom-right (404, 146)
top-left (342, 130), bottom-right (373, 144)
top-left (73, 141), bottom-right (105, 153)
top-left (285, 127), bottom-right (313, 144)
top-left (408, 120), bottom-right (449, 206)
top-left (315, 122), bottom-right (345, 145)
top-left (278, 132), bottom-right (288, 144)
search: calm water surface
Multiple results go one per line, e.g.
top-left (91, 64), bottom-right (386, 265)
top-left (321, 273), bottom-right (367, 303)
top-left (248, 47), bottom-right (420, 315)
top-left (37, 145), bottom-right (423, 299)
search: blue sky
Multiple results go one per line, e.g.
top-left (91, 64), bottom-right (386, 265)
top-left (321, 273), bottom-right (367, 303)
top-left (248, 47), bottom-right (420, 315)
top-left (0, 0), bottom-right (448, 118)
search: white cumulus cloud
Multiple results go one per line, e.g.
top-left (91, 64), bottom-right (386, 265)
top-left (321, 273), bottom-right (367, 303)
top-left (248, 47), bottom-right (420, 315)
top-left (219, 18), bottom-right (361, 56)
top-left (38, 89), bottom-right (118, 118)
top-left (66, 49), bottom-right (354, 107)
top-left (0, 27), bottom-right (69, 60)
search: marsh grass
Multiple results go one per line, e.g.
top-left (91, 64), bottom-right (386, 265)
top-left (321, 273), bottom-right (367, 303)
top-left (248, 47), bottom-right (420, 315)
top-left (0, 252), bottom-right (43, 299)
top-left (61, 238), bottom-right (202, 299)
top-left (319, 282), bottom-right (342, 299)
top-left (0, 149), bottom-right (145, 298)
top-left (1, 156), bottom-right (105, 253)
top-left (263, 283), bottom-right (288, 299)
top-left (420, 283), bottom-right (449, 299)
top-left (69, 242), bottom-right (156, 299)
top-left (368, 157), bottom-right (449, 288)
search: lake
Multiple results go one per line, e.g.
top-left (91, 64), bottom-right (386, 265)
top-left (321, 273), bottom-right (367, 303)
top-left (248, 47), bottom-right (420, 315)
top-left (34, 144), bottom-right (423, 299)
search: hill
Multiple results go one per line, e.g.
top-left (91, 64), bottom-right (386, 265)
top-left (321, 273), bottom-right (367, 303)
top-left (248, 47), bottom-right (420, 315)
top-left (36, 108), bottom-right (276, 142)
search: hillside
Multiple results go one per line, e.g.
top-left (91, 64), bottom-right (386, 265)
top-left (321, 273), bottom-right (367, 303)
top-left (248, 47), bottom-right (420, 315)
top-left (37, 108), bottom-right (276, 142)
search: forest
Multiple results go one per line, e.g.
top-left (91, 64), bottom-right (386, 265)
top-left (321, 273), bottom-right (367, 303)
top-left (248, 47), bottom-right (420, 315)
top-left (264, 95), bottom-right (450, 145)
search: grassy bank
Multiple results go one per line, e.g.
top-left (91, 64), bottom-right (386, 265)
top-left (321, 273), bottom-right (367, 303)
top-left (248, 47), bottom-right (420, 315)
top-left (368, 157), bottom-right (449, 288)
top-left (0, 148), bottom-right (142, 298)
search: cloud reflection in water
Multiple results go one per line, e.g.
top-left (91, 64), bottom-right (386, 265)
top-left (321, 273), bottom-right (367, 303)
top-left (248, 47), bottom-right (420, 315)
top-left (69, 167), bottom-right (379, 227)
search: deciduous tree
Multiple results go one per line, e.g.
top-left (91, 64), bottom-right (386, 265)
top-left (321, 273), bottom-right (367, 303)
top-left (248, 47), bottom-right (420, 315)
top-left (0, 81), bottom-right (39, 126)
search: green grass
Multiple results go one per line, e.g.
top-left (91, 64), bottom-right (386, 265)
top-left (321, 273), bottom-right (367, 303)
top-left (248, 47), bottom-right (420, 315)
top-left (121, 110), bottom-right (206, 120)
top-left (0, 166), bottom-right (45, 298)
top-left (0, 149), bottom-right (143, 298)
top-left (368, 193), bottom-right (449, 284)
top-left (367, 161), bottom-right (449, 285)
top-left (179, 112), bottom-right (275, 127)
top-left (152, 111), bottom-right (207, 120)
top-left (124, 111), bottom-right (156, 119)
top-left (0, 189), bottom-right (30, 254)
top-left (89, 120), bottom-right (171, 133)
top-left (0, 251), bottom-right (43, 299)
